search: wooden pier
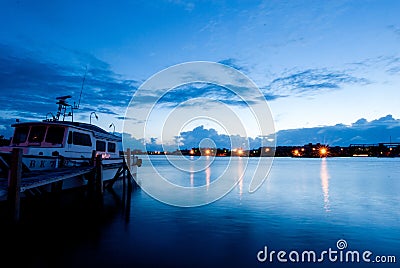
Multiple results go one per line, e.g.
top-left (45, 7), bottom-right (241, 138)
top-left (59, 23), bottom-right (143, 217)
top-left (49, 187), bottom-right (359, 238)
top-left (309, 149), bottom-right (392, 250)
top-left (0, 148), bottom-right (140, 222)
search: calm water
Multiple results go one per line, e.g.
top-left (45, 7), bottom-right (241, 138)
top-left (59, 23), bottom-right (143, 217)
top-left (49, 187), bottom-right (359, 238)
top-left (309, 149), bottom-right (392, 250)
top-left (1, 156), bottom-right (399, 267)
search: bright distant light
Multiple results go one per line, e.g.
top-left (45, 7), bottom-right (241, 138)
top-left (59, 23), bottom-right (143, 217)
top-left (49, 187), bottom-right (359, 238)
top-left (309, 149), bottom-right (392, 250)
top-left (205, 149), bottom-right (210, 155)
top-left (320, 147), bottom-right (327, 156)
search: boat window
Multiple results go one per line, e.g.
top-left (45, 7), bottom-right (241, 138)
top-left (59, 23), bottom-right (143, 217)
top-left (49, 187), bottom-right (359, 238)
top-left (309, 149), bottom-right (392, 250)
top-left (96, 140), bottom-right (106, 151)
top-left (28, 126), bottom-right (46, 143)
top-left (108, 142), bottom-right (116, 153)
top-left (45, 126), bottom-right (65, 144)
top-left (12, 126), bottom-right (29, 144)
top-left (67, 131), bottom-right (73, 144)
top-left (72, 132), bottom-right (92, 147)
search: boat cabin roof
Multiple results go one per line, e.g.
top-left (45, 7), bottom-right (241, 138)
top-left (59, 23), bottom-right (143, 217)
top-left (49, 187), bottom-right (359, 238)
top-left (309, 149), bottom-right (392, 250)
top-left (11, 121), bottom-right (121, 142)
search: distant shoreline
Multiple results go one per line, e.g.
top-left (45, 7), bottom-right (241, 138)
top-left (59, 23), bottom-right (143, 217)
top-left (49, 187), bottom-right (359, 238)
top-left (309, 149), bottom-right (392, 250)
top-left (136, 142), bottom-right (400, 158)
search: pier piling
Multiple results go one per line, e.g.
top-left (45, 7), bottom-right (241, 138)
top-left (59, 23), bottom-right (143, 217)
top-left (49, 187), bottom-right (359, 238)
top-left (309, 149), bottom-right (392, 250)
top-left (7, 148), bottom-right (22, 222)
top-left (95, 154), bottom-right (103, 196)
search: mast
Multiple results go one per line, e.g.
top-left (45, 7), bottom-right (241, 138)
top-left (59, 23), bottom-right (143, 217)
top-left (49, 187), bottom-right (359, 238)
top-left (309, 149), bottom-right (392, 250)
top-left (47, 67), bottom-right (87, 122)
top-left (76, 65), bottom-right (87, 110)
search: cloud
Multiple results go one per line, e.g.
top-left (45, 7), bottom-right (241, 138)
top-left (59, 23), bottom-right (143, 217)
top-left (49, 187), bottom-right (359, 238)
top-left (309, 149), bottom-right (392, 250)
top-left (218, 58), bottom-right (248, 73)
top-left (122, 133), bottom-right (172, 152)
top-left (266, 68), bottom-right (369, 97)
top-left (385, 56), bottom-right (400, 75)
top-left (168, 0), bottom-right (195, 12)
top-left (178, 125), bottom-right (270, 150)
top-left (0, 43), bottom-right (138, 135)
top-left (388, 25), bottom-right (400, 37)
top-left (217, 59), bottom-right (370, 100)
top-left (276, 114), bottom-right (400, 146)
top-left (349, 55), bottom-right (400, 75)
top-left (123, 114), bottom-right (400, 151)
top-left (143, 82), bottom-right (256, 109)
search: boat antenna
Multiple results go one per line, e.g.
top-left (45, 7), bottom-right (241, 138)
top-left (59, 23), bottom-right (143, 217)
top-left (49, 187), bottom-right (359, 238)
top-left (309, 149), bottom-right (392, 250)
top-left (76, 65), bottom-right (87, 109)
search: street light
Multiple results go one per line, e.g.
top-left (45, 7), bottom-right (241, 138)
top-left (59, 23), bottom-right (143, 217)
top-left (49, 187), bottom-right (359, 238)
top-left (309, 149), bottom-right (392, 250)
top-left (109, 123), bottom-right (115, 134)
top-left (90, 112), bottom-right (98, 124)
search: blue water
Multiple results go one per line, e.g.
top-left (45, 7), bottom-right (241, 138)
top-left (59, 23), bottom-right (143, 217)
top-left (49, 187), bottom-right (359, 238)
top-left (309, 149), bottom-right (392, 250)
top-left (1, 157), bottom-right (399, 267)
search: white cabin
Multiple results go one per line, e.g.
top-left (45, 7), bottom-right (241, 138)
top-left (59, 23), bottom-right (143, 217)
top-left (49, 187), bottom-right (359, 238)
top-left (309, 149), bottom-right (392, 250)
top-left (0, 121), bottom-right (122, 171)
top-left (0, 95), bottom-right (125, 172)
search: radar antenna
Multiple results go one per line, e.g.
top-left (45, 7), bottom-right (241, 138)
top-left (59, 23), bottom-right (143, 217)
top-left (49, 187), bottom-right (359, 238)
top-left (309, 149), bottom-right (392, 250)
top-left (55, 95), bottom-right (72, 121)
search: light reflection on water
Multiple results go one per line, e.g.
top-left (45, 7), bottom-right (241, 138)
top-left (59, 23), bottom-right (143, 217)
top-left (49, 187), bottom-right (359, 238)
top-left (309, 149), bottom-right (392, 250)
top-left (238, 157), bottom-right (244, 198)
top-left (205, 161), bottom-right (211, 189)
top-left (320, 158), bottom-right (330, 212)
top-left (190, 165), bottom-right (194, 187)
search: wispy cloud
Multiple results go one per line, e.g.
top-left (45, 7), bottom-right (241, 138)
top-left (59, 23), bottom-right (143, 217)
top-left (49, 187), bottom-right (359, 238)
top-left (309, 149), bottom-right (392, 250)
top-left (385, 56), bottom-right (400, 75)
top-left (143, 60), bottom-right (369, 109)
top-left (154, 82), bottom-right (254, 108)
top-left (266, 68), bottom-right (369, 98)
top-left (388, 25), bottom-right (400, 37)
top-left (167, 0), bottom-right (195, 12)
top-left (216, 58), bottom-right (370, 100)
top-left (348, 55), bottom-right (400, 75)
top-left (218, 58), bottom-right (248, 73)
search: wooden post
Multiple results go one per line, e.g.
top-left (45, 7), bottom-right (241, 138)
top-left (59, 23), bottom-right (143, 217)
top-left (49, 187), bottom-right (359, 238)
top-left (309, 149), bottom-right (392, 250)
top-left (58, 155), bottom-right (65, 168)
top-left (95, 154), bottom-right (103, 196)
top-left (126, 148), bottom-right (133, 189)
top-left (8, 148), bottom-right (22, 222)
top-left (49, 155), bottom-right (64, 193)
top-left (122, 157), bottom-right (126, 189)
top-left (87, 150), bottom-right (97, 196)
top-left (126, 148), bottom-right (131, 172)
top-left (90, 150), bottom-right (96, 166)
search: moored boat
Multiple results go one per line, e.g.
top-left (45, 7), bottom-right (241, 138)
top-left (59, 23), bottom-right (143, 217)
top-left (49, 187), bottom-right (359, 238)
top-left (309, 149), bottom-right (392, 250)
top-left (0, 95), bottom-right (140, 193)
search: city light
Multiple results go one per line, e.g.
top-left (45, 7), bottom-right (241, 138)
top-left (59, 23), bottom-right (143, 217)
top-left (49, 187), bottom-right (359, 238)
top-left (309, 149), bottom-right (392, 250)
top-left (319, 147), bottom-right (328, 157)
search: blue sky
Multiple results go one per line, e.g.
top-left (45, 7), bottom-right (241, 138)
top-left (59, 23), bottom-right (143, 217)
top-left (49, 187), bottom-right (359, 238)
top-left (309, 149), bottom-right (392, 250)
top-left (1, 0), bottom-right (400, 147)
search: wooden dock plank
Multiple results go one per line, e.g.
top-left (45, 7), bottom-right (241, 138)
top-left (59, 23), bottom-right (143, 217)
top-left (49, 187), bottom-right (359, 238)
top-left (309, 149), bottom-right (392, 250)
top-left (20, 166), bottom-right (94, 191)
top-left (0, 166), bottom-right (94, 193)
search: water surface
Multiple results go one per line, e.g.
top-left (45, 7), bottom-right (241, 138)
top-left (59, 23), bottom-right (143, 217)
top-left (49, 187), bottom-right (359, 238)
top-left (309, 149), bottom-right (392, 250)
top-left (1, 157), bottom-right (399, 267)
